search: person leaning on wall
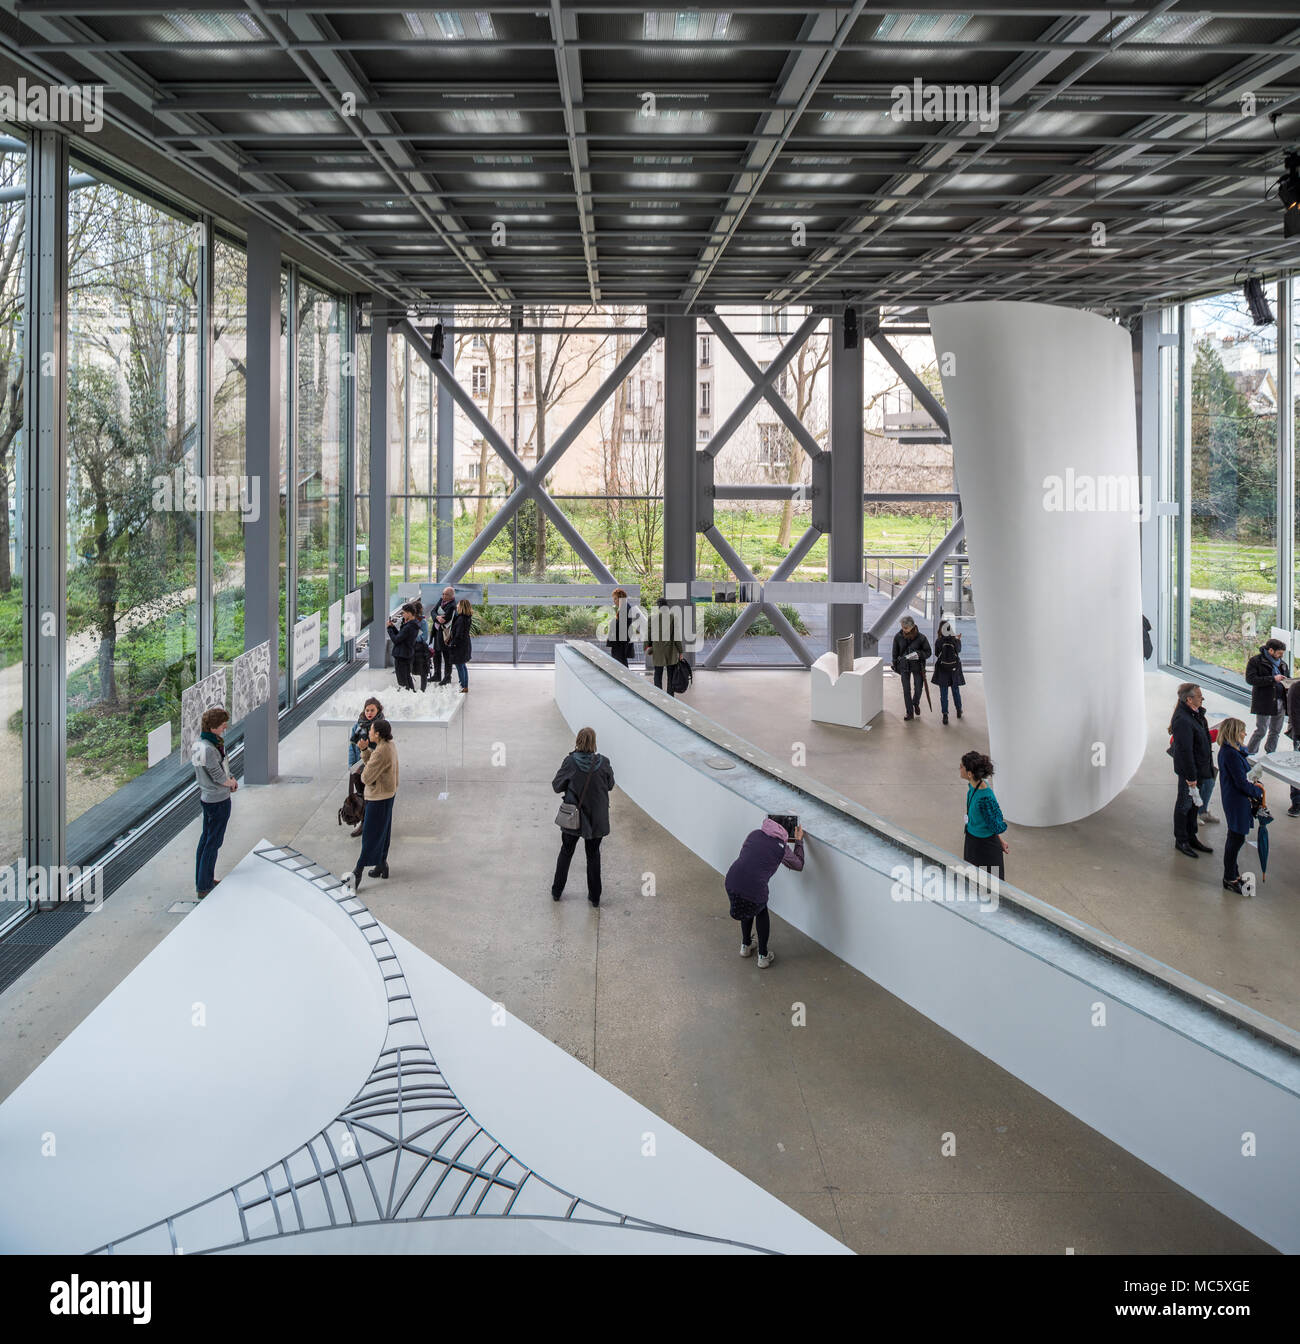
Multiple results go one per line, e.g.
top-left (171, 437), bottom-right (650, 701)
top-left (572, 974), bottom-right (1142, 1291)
top-left (723, 817), bottom-right (805, 969)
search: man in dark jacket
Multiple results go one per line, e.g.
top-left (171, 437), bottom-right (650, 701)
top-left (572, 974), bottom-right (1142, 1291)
top-left (1245, 639), bottom-right (1290, 754)
top-left (551, 728), bottom-right (615, 906)
top-left (431, 586), bottom-right (457, 686)
top-left (891, 615), bottom-right (931, 721)
top-left (1170, 684), bottom-right (1214, 858)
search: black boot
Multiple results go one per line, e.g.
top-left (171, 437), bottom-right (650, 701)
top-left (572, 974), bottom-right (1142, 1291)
top-left (369, 864), bottom-right (389, 879)
top-left (942, 713), bottom-right (949, 725)
top-left (956, 706), bottom-right (963, 719)
top-left (351, 865), bottom-right (364, 891)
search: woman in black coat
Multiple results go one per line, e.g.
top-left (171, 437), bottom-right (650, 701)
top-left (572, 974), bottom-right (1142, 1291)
top-left (891, 615), bottom-right (931, 721)
top-left (387, 604), bottom-right (419, 691)
top-left (444, 598), bottom-right (474, 693)
top-left (605, 587), bottom-right (636, 667)
top-left (931, 619), bottom-right (965, 724)
top-left (551, 726), bottom-right (615, 906)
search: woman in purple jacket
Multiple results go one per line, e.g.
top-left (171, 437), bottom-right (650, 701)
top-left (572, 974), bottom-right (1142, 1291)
top-left (724, 817), bottom-right (805, 968)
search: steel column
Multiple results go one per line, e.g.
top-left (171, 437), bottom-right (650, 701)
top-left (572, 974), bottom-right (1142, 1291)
top-left (22, 130), bottom-right (68, 882)
top-left (197, 213), bottom-right (214, 682)
top-left (662, 315), bottom-right (696, 599)
top-left (436, 312), bottom-right (454, 579)
top-left (1137, 310), bottom-right (1161, 648)
top-left (242, 219), bottom-right (282, 783)
top-left (829, 312), bottom-right (865, 654)
top-left (368, 311), bottom-right (390, 668)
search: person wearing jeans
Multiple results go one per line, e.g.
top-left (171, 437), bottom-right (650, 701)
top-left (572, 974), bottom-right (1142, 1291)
top-left (193, 705), bottom-right (237, 899)
top-left (551, 728), bottom-right (615, 906)
top-left (444, 598), bottom-right (474, 694)
top-left (932, 619), bottom-right (964, 725)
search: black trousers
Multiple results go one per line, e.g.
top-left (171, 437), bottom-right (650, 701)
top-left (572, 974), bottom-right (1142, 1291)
top-left (358, 795), bottom-right (394, 869)
top-left (1173, 777), bottom-right (1200, 843)
top-left (653, 665), bottom-right (676, 697)
top-left (394, 658), bottom-right (414, 691)
top-left (1223, 830), bottom-right (1247, 882)
top-left (900, 665), bottom-right (925, 712)
top-left (553, 832), bottom-right (602, 900)
top-left (433, 641), bottom-right (452, 684)
top-left (740, 909), bottom-right (770, 956)
top-left (609, 643), bottom-right (630, 667)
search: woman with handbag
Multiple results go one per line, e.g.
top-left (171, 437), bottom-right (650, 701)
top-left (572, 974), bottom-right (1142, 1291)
top-left (551, 726), bottom-right (615, 906)
top-left (349, 718), bottom-right (398, 892)
top-left (932, 619), bottom-right (964, 724)
top-left (346, 696), bottom-right (384, 837)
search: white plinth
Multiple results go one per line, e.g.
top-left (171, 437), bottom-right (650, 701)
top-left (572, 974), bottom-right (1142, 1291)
top-left (810, 653), bottom-right (883, 729)
top-left (1256, 749), bottom-right (1300, 791)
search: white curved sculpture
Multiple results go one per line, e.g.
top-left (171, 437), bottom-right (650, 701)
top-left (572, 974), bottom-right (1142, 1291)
top-left (929, 301), bottom-right (1146, 826)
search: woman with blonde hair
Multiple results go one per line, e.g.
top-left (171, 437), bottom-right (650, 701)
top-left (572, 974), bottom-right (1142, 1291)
top-left (444, 597), bottom-right (474, 693)
top-left (551, 726), bottom-right (615, 906)
top-left (1216, 717), bottom-right (1263, 895)
top-left (605, 587), bottom-right (635, 667)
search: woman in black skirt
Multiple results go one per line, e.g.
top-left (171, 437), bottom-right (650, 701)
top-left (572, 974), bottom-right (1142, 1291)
top-left (959, 750), bottom-right (1008, 881)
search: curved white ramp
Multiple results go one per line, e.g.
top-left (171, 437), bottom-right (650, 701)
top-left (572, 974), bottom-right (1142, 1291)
top-left (0, 843), bottom-right (846, 1256)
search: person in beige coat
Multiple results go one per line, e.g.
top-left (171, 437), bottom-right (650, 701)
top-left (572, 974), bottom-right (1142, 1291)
top-left (350, 718), bottom-right (398, 890)
top-left (646, 596), bottom-right (684, 697)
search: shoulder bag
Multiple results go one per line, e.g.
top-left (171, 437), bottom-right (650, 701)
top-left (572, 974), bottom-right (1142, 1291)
top-left (555, 755), bottom-right (597, 831)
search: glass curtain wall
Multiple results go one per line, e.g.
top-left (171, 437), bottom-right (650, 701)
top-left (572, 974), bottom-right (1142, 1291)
top-left (212, 235), bottom-right (247, 677)
top-left (65, 166), bottom-right (200, 826)
top-left (0, 140), bottom-right (23, 886)
top-left (1183, 288), bottom-right (1280, 684)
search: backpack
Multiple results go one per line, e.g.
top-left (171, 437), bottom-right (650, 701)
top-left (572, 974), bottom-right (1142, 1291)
top-left (338, 792), bottom-right (364, 827)
top-left (669, 658), bottom-right (693, 695)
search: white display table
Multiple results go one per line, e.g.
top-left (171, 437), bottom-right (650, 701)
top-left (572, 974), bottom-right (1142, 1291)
top-left (810, 652), bottom-right (883, 729)
top-left (1255, 749), bottom-right (1300, 796)
top-left (317, 677), bottom-right (465, 798)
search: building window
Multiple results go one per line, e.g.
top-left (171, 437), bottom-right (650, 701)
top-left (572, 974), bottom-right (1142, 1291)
top-left (758, 359), bottom-right (788, 398)
top-left (699, 334), bottom-right (711, 367)
top-left (471, 365), bottom-right (488, 398)
top-left (465, 460), bottom-right (480, 481)
top-left (471, 334), bottom-right (486, 350)
top-left (699, 380), bottom-right (711, 418)
top-left (761, 305), bottom-right (789, 339)
top-left (758, 423), bottom-right (786, 468)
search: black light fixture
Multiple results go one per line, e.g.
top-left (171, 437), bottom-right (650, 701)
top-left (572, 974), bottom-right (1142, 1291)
top-left (1244, 275), bottom-right (1274, 327)
top-left (843, 305), bottom-right (858, 349)
top-left (1276, 150), bottom-right (1300, 238)
top-left (430, 321), bottom-right (445, 359)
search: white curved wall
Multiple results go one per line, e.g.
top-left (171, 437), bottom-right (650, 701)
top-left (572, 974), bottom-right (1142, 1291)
top-left (929, 301), bottom-right (1146, 826)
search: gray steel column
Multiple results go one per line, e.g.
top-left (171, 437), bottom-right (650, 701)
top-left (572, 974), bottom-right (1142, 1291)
top-left (436, 312), bottom-right (454, 579)
top-left (23, 130), bottom-right (68, 878)
top-left (829, 313), bottom-right (864, 653)
top-left (662, 314), bottom-right (696, 597)
top-left (242, 219), bottom-right (282, 784)
top-left (1177, 304), bottom-right (1192, 665)
top-left (368, 312), bottom-right (390, 667)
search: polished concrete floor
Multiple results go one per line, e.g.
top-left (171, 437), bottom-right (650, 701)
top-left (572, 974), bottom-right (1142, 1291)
top-left (0, 663), bottom-right (1277, 1254)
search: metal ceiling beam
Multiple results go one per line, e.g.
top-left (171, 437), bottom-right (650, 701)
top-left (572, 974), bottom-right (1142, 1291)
top-left (549, 0), bottom-right (599, 304)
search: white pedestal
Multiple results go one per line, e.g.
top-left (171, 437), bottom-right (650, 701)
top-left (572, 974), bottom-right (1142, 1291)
top-left (810, 653), bottom-right (883, 729)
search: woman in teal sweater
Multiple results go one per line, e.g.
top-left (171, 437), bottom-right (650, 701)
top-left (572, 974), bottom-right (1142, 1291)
top-left (960, 750), bottom-right (1009, 881)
